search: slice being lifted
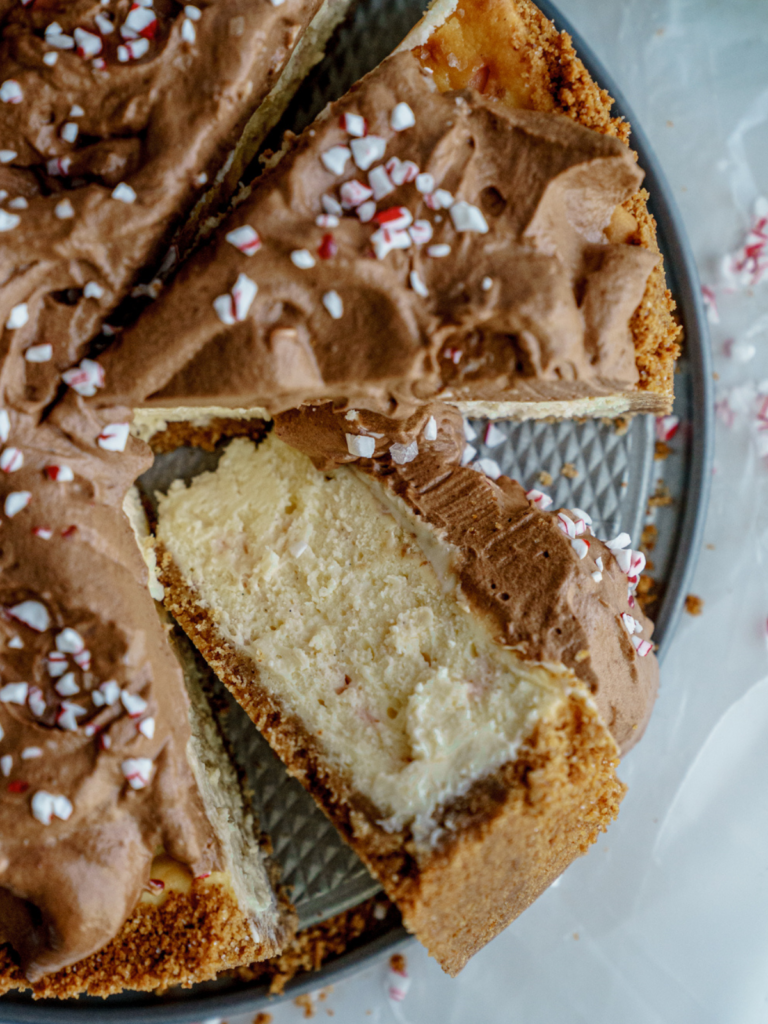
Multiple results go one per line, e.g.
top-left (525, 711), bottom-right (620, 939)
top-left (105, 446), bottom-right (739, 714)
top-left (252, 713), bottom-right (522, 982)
top-left (153, 407), bottom-right (658, 974)
top-left (93, 0), bottom-right (679, 432)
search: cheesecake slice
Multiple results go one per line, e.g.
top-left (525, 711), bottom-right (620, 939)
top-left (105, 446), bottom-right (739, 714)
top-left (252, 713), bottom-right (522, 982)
top-left (153, 409), bottom-right (657, 973)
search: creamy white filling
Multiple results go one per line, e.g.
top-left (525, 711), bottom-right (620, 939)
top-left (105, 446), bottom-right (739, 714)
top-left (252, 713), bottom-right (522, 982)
top-left (156, 435), bottom-right (572, 843)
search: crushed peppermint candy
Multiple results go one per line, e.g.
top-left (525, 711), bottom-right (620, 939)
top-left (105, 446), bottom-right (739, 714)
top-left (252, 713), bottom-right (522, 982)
top-left (57, 701), bottom-right (87, 731)
top-left (55, 198), bottom-right (75, 220)
top-left (655, 415), bottom-right (679, 442)
top-left (112, 182), bottom-right (137, 203)
top-left (322, 290), bottom-right (344, 319)
top-left (83, 281), bottom-right (104, 299)
top-left (28, 688), bottom-right (45, 717)
top-left (345, 433), bottom-right (375, 459)
top-left (423, 415), bottom-right (437, 441)
top-left (340, 179), bottom-right (373, 208)
top-left (357, 200), bottom-right (376, 223)
top-left (31, 791), bottom-right (73, 826)
top-left (121, 690), bottom-right (148, 717)
top-left (0, 756), bottom-right (10, 777)
top-left (62, 358), bottom-right (105, 396)
top-left (93, 679), bottom-right (121, 707)
top-left (463, 419), bottom-right (477, 441)
top-left (605, 532), bottom-right (631, 551)
top-left (213, 272), bottom-right (258, 324)
top-left (316, 213), bottom-right (339, 228)
top-left (97, 422), bottom-right (130, 452)
top-left (374, 206), bottom-right (413, 231)
top-left (410, 270), bottom-right (428, 298)
top-left (8, 600), bottom-right (50, 631)
top-left (371, 226), bottom-right (411, 260)
top-left (415, 173), bottom-right (435, 194)
top-left (631, 635), bottom-right (653, 657)
top-left (137, 717), bottom-right (156, 739)
top-left (556, 512), bottom-right (577, 538)
top-left (461, 443), bottom-right (477, 466)
top-left (117, 37), bottom-right (149, 61)
top-left (0, 80), bottom-right (23, 104)
top-left (33, 526), bottom-right (53, 540)
top-left (481, 276), bottom-right (493, 291)
top-left (320, 146), bottom-right (351, 176)
top-left (321, 194), bottom-right (343, 217)
top-left (95, 12), bottom-right (114, 34)
top-left (122, 757), bottom-right (154, 790)
top-left (425, 189), bottom-right (453, 210)
top-left (225, 224), bottom-right (261, 256)
top-left (390, 440), bottom-right (418, 465)
top-left (43, 52), bottom-right (59, 66)
top-left (368, 165), bottom-right (395, 201)
top-left (56, 627), bottom-right (85, 654)
top-left (45, 464), bottom-right (75, 482)
top-left (0, 683), bottom-right (28, 705)
top-left (61, 122), bottom-right (79, 144)
top-left (408, 219), bottom-right (433, 245)
top-left (74, 27), bottom-right (102, 58)
top-left (291, 249), bottom-right (316, 269)
top-left (483, 423), bottom-right (505, 448)
top-left (181, 18), bottom-right (196, 42)
top-left (526, 489), bottom-right (553, 510)
top-left (317, 234), bottom-right (337, 260)
top-left (7, 636), bottom-right (22, 650)
top-left (184, 4), bottom-right (202, 18)
top-left (5, 491), bottom-right (31, 517)
top-left (427, 243), bottom-right (451, 258)
top-left (0, 448), bottom-right (23, 473)
top-left (0, 148), bottom-right (16, 163)
top-left (47, 156), bottom-right (71, 177)
top-left (340, 112), bottom-right (367, 137)
top-left (390, 102), bottom-right (415, 131)
top-left (386, 157), bottom-right (419, 185)
top-left (6, 303), bottom-right (28, 330)
top-left (55, 673), bottom-right (80, 697)
top-left (591, 570), bottom-right (603, 583)
top-left (74, 649), bottom-right (90, 670)
top-left (0, 210), bottom-right (21, 231)
top-left (571, 537), bottom-right (590, 559)
top-left (25, 344), bottom-right (53, 363)
top-left (474, 457), bottom-right (502, 480)
top-left (351, 135), bottom-right (386, 171)
top-left (450, 200), bottom-right (489, 234)
top-left (47, 652), bottom-right (68, 677)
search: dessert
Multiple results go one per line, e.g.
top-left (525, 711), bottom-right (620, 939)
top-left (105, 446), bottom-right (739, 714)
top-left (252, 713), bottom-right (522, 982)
top-left (89, 2), bottom-right (680, 430)
top-left (152, 404), bottom-right (657, 974)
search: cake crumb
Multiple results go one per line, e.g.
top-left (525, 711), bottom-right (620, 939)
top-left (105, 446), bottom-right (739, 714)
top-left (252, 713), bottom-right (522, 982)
top-left (253, 1014), bottom-right (272, 1024)
top-left (573, 932), bottom-right (579, 940)
top-left (538, 470), bottom-right (553, 486)
top-left (684, 594), bottom-right (704, 616)
top-left (648, 481), bottom-right (673, 508)
top-left (390, 953), bottom-right (407, 974)
top-left (611, 416), bottom-right (631, 436)
top-left (560, 462), bottom-right (578, 479)
top-left (640, 524), bottom-right (658, 551)
top-left (294, 993), bottom-right (315, 1018)
top-left (654, 441), bottom-right (672, 460)
top-left (706, 543), bottom-right (715, 550)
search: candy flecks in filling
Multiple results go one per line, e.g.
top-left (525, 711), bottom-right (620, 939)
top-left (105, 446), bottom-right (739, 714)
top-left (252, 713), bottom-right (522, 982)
top-left (93, 50), bottom-right (657, 417)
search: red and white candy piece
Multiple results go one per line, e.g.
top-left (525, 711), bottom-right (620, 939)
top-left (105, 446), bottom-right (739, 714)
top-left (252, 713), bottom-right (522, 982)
top-left (408, 219), bottom-right (432, 245)
top-left (0, 448), bottom-right (23, 473)
top-left (450, 200), bottom-right (489, 234)
top-left (137, 716), bottom-right (156, 739)
top-left (572, 537), bottom-right (590, 559)
top-left (357, 200), bottom-right (376, 223)
top-left (97, 422), bottom-right (130, 452)
top-left (213, 273), bottom-right (258, 324)
top-left (322, 290), bottom-right (344, 319)
top-left (701, 284), bottom-right (719, 324)
top-left (605, 532), bottom-right (631, 551)
top-left (122, 757), bottom-right (154, 790)
top-left (317, 234), bottom-right (337, 260)
top-left (74, 649), bottom-right (91, 670)
top-left (526, 489), bottom-right (553, 511)
top-left (351, 135), bottom-right (386, 171)
top-left (389, 440), bottom-right (418, 465)
top-left (0, 80), bottom-right (23, 104)
top-left (121, 690), bottom-right (148, 717)
top-left (225, 225), bottom-right (261, 256)
top-left (8, 600), bottom-right (50, 631)
top-left (374, 206), bottom-right (413, 232)
top-left (92, 679), bottom-right (121, 707)
top-left (47, 652), bottom-right (68, 677)
top-left (74, 27), bottom-right (102, 58)
top-left (6, 303), bottom-right (28, 330)
top-left (368, 165), bottom-right (395, 201)
top-left (371, 227), bottom-right (411, 260)
top-left (385, 157), bottom-right (419, 186)
top-left (25, 344), bottom-right (53, 363)
top-left (31, 790), bottom-right (73, 826)
top-left (55, 672), bottom-right (80, 697)
top-left (316, 214), bottom-right (339, 228)
top-left (28, 687), bottom-right (46, 717)
top-left (321, 194), bottom-right (343, 217)
top-left (387, 960), bottom-right (411, 1003)
top-left (423, 416), bottom-right (437, 441)
top-left (415, 172), bottom-right (435, 194)
top-left (47, 156), bottom-right (71, 177)
top-left (483, 423), bottom-right (505, 448)
top-left (461, 443), bottom-right (477, 466)
top-left (655, 415), bottom-right (679, 442)
top-left (0, 682), bottom-right (28, 705)
top-left (117, 37), bottom-right (149, 61)
top-left (5, 491), bottom-right (31, 517)
top-left (340, 112), bottom-right (367, 137)
top-left (56, 627), bottom-right (84, 654)
top-left (340, 179), bottom-right (373, 208)
top-left (57, 701), bottom-right (86, 731)
top-left (631, 635), bottom-right (653, 657)
top-left (290, 249), bottom-right (316, 270)
top-left (425, 189), bottom-right (453, 210)
top-left (62, 358), bottom-right (105, 396)
top-left (345, 433), bottom-right (375, 459)
top-left (556, 512), bottom-right (577, 539)
top-left (45, 464), bottom-right (75, 482)
top-left (320, 146), bottom-right (351, 176)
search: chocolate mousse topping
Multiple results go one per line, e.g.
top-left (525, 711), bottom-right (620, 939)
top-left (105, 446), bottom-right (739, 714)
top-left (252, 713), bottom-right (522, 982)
top-left (275, 401), bottom-right (658, 753)
top-left (0, 0), bottom-right (326, 422)
top-left (92, 51), bottom-right (657, 418)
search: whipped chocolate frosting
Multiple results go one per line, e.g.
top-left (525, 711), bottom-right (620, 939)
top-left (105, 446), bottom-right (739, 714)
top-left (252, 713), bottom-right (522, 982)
top-left (0, 0), bottom-right (324, 420)
top-left (275, 402), bottom-right (658, 754)
top-left (92, 50), bottom-right (656, 418)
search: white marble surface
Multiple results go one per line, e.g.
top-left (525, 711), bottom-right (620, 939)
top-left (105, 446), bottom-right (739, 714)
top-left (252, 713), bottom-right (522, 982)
top-left (220, 2), bottom-right (768, 1020)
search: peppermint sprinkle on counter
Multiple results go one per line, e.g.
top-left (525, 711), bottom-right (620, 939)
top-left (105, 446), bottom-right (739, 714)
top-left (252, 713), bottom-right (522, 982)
top-left (5, 491), bottom-right (31, 517)
top-left (450, 200), bottom-right (489, 233)
top-left (345, 433), bottom-right (375, 458)
top-left (45, 464), bottom-right (74, 482)
top-left (55, 198), bottom-right (75, 220)
top-left (291, 249), bottom-right (316, 269)
top-left (122, 757), bottom-right (153, 790)
top-left (0, 448), bottom-right (23, 473)
top-left (340, 112), bottom-right (367, 137)
top-left (32, 791), bottom-right (73, 825)
top-left (62, 358), bottom-right (105, 397)
top-left (225, 225), bottom-right (261, 256)
top-left (84, 281), bottom-right (105, 299)
top-left (9, 600), bottom-right (50, 632)
top-left (320, 146), bottom-right (351, 176)
top-left (112, 182), bottom-right (137, 204)
top-left (0, 210), bottom-right (20, 231)
top-left (368, 165), bottom-right (395, 201)
top-left (474, 457), bottom-right (502, 480)
top-left (427, 243), bottom-right (451, 258)
top-left (322, 290), bottom-right (343, 319)
top-left (390, 440), bottom-right (418, 465)
top-left (351, 135), bottom-right (386, 171)
top-left (0, 81), bottom-right (23, 104)
top-left (525, 489), bottom-right (553, 511)
top-left (410, 270), bottom-right (428, 298)
top-left (655, 415), bottom-right (679, 442)
top-left (390, 102), bottom-right (416, 131)
top-left (25, 344), bottom-right (53, 363)
top-left (97, 422), bottom-right (130, 452)
top-left (463, 420), bottom-right (477, 441)
top-left (6, 303), bottom-right (28, 330)
top-left (423, 416), bottom-right (438, 441)
top-left (0, 683), bottom-right (28, 705)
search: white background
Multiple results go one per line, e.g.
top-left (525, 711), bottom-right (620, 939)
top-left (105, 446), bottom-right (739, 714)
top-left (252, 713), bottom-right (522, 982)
top-left (224, 1), bottom-right (768, 1020)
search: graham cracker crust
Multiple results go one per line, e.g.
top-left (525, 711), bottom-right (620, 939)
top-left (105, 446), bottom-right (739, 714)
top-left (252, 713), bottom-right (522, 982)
top-left (0, 877), bottom-right (295, 1000)
top-left (147, 416), bottom-right (271, 455)
top-left (157, 548), bottom-right (625, 975)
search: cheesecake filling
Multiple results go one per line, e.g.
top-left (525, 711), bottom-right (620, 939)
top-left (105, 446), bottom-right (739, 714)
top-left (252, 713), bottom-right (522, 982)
top-left (156, 435), bottom-right (572, 844)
